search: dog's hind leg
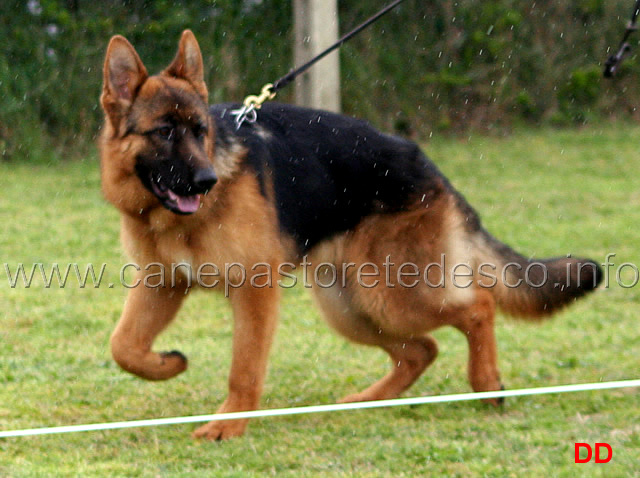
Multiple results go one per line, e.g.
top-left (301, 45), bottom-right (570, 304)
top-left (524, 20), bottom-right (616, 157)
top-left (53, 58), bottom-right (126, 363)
top-left (339, 334), bottom-right (439, 403)
top-left (312, 288), bottom-right (439, 403)
top-left (448, 289), bottom-right (504, 405)
top-left (110, 272), bottom-right (188, 381)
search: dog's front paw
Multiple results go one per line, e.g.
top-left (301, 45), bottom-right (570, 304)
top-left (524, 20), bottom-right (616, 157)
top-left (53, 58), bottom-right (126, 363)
top-left (111, 342), bottom-right (188, 381)
top-left (148, 349), bottom-right (187, 380)
top-left (192, 397), bottom-right (254, 440)
top-left (192, 418), bottom-right (249, 441)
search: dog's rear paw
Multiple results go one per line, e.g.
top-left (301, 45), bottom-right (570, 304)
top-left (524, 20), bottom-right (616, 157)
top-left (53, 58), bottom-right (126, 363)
top-left (496, 383), bottom-right (506, 406)
top-left (483, 383), bottom-right (506, 407)
top-left (192, 419), bottom-right (248, 441)
top-left (339, 392), bottom-right (373, 404)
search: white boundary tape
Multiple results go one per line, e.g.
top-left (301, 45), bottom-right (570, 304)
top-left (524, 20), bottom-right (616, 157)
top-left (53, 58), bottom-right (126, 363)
top-left (1, 379), bottom-right (639, 438)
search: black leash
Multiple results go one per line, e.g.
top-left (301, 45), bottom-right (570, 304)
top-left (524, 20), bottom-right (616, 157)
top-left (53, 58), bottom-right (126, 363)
top-left (232, 0), bottom-right (407, 127)
top-left (604, 0), bottom-right (640, 77)
top-left (273, 0), bottom-right (406, 92)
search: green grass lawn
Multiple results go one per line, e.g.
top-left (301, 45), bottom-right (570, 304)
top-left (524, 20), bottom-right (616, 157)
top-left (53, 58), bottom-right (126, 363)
top-left (0, 124), bottom-right (638, 477)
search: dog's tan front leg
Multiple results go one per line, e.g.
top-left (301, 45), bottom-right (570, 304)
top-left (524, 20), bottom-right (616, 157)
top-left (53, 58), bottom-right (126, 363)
top-left (193, 286), bottom-right (279, 440)
top-left (110, 272), bottom-right (188, 381)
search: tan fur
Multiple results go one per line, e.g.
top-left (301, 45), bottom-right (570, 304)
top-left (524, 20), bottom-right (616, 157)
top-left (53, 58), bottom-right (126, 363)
top-left (100, 30), bottom-right (593, 440)
top-left (307, 193), bottom-right (504, 404)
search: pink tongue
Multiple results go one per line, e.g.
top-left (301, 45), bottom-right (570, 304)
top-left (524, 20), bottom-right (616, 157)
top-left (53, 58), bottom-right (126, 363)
top-left (168, 190), bottom-right (200, 213)
top-left (177, 195), bottom-right (201, 213)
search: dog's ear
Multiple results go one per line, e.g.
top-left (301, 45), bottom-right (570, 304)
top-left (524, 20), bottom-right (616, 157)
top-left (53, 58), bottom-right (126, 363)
top-left (101, 35), bottom-right (148, 130)
top-left (164, 30), bottom-right (208, 103)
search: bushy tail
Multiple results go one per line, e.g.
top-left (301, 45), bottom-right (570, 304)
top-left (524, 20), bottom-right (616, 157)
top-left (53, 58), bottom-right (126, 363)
top-left (475, 230), bottom-right (602, 318)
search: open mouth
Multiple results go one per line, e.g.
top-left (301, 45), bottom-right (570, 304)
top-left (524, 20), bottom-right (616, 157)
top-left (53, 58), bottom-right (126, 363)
top-left (150, 177), bottom-right (201, 215)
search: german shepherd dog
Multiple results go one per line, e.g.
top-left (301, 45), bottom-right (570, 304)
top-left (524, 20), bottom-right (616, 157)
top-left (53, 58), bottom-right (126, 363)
top-left (99, 30), bottom-right (601, 440)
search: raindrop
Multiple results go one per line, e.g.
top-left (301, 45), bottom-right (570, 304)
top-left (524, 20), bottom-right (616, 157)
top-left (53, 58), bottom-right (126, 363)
top-left (27, 0), bottom-right (42, 15)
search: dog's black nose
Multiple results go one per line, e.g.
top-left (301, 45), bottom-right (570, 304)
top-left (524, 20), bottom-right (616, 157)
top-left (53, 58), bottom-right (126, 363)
top-left (193, 167), bottom-right (218, 193)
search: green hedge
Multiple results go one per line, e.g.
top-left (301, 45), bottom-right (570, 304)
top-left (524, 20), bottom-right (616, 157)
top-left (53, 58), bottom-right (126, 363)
top-left (1, 0), bottom-right (639, 161)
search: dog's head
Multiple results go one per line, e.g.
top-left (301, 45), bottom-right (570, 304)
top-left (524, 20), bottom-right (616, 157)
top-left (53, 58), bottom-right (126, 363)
top-left (100, 30), bottom-right (217, 216)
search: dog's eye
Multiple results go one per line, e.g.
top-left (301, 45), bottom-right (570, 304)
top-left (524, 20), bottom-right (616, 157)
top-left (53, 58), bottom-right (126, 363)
top-left (194, 124), bottom-right (207, 141)
top-left (156, 127), bottom-right (174, 140)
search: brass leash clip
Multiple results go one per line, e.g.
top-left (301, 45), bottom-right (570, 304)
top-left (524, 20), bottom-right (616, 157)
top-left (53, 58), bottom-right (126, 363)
top-left (231, 83), bottom-right (277, 129)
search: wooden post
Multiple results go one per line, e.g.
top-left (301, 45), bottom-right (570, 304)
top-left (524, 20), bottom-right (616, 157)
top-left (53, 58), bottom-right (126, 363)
top-left (293, 0), bottom-right (341, 112)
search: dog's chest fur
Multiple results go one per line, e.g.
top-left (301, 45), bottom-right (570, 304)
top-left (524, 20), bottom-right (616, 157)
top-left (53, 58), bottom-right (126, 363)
top-left (120, 172), bottom-right (285, 278)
